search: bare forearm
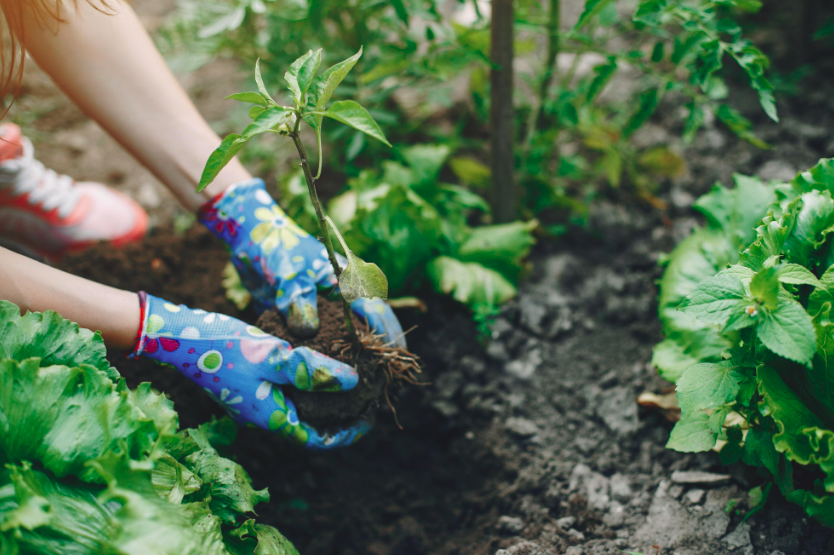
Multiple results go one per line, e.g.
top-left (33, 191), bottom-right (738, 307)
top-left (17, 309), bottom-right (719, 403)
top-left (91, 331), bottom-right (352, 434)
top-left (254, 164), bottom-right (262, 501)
top-left (10, 0), bottom-right (251, 210)
top-left (0, 247), bottom-right (139, 349)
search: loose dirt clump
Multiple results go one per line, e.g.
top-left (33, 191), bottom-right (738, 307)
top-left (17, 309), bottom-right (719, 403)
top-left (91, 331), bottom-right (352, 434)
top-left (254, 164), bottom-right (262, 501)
top-left (257, 297), bottom-right (422, 430)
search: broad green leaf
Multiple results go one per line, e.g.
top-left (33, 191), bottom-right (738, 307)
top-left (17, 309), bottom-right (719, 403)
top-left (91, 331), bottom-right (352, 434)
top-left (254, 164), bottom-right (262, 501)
top-left (0, 301), bottom-right (116, 380)
top-left (306, 47), bottom-right (363, 127)
top-left (757, 366), bottom-right (832, 477)
top-left (781, 190), bottom-right (834, 266)
top-left (456, 220), bottom-right (537, 281)
top-left (809, 265), bottom-right (834, 318)
top-left (449, 157), bottom-right (491, 188)
top-left (0, 359), bottom-right (175, 483)
top-left (778, 263), bottom-right (822, 287)
top-left (284, 49), bottom-right (322, 106)
top-left (757, 297), bottom-right (816, 365)
top-left (326, 216), bottom-right (388, 303)
top-left (198, 107), bottom-right (291, 192)
top-left (742, 427), bottom-right (779, 476)
top-left (198, 134), bottom-right (247, 192)
top-left (676, 361), bottom-right (742, 416)
top-left (574, 0), bottom-right (617, 29)
top-left (402, 144), bottom-right (451, 188)
top-left (720, 427), bottom-right (744, 465)
top-left (792, 158), bottom-right (834, 196)
top-left (250, 106), bottom-right (267, 119)
top-left (225, 519), bottom-right (300, 555)
top-left (255, 59), bottom-right (277, 106)
top-left (340, 183), bottom-right (442, 294)
top-left (750, 266), bottom-right (779, 310)
top-left (679, 273), bottom-right (749, 327)
top-left (651, 333), bottom-right (729, 383)
top-left (389, 0), bottom-right (409, 25)
top-left (427, 256), bottom-right (517, 311)
top-left (693, 174), bottom-right (776, 247)
top-left (225, 92), bottom-right (267, 105)
top-left (180, 424), bottom-right (269, 525)
top-left (740, 209), bottom-right (796, 271)
top-left (321, 100), bottom-right (391, 146)
top-left (667, 411), bottom-right (717, 452)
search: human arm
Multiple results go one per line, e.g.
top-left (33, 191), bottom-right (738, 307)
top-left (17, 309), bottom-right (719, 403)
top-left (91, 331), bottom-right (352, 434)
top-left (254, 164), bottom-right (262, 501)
top-left (0, 245), bottom-right (139, 349)
top-left (4, 0), bottom-right (250, 211)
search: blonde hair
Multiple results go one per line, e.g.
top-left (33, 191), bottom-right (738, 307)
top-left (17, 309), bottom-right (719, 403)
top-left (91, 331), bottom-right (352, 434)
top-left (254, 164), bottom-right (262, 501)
top-left (0, 1), bottom-right (114, 108)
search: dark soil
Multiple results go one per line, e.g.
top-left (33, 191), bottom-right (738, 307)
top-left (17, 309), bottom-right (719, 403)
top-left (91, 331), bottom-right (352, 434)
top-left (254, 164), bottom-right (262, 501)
top-left (256, 299), bottom-right (387, 430)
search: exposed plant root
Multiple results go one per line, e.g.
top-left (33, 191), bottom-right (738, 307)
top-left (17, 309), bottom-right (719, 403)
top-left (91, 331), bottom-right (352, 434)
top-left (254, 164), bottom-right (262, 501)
top-left (333, 326), bottom-right (425, 429)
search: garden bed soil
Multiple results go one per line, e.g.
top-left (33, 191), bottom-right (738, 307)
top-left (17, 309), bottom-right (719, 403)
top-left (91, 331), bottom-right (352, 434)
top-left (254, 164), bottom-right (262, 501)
top-left (257, 299), bottom-right (390, 430)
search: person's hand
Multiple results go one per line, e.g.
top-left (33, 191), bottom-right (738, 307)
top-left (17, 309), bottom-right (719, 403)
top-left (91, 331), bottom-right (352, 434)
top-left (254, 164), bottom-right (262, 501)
top-left (198, 178), bottom-right (405, 346)
top-left (132, 292), bottom-right (370, 449)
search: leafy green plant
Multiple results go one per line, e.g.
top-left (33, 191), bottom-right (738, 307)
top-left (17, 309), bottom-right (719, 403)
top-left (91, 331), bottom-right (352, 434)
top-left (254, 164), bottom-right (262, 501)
top-left (0, 300), bottom-right (297, 555)
top-left (518, 0), bottom-right (777, 225)
top-left (199, 49), bottom-right (392, 341)
top-left (274, 142), bottom-right (537, 333)
top-left (654, 158), bottom-right (834, 527)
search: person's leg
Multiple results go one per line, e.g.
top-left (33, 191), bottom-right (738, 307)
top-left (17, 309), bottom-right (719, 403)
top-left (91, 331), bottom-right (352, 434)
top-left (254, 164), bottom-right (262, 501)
top-left (8, 0), bottom-right (251, 211)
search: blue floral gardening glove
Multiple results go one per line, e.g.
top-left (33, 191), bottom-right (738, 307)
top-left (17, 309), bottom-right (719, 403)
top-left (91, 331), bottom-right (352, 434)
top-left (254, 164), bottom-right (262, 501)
top-left (133, 292), bottom-right (370, 449)
top-left (198, 178), bottom-right (405, 347)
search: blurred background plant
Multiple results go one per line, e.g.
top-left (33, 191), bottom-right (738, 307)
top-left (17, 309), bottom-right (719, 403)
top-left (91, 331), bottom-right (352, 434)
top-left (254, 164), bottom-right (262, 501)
top-left (158, 0), bottom-right (778, 326)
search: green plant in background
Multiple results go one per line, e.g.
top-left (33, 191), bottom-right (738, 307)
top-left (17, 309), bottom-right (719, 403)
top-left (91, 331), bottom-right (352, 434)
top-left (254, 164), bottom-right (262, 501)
top-left (0, 300), bottom-right (297, 555)
top-left (654, 158), bottom-right (834, 527)
top-left (199, 48), bottom-right (392, 341)
top-left (517, 0), bottom-right (776, 225)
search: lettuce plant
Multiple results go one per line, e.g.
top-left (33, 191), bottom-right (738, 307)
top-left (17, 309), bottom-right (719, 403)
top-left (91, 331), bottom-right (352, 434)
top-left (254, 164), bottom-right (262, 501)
top-left (655, 159), bottom-right (834, 526)
top-left (0, 301), bottom-right (297, 555)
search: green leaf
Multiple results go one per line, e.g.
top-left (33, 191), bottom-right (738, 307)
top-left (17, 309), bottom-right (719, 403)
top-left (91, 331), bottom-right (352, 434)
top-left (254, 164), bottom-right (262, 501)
top-left (179, 423), bottom-right (269, 525)
top-left (306, 47), bottom-right (363, 127)
top-left (809, 265), bottom-right (834, 318)
top-left (778, 263), bottom-right (822, 287)
top-left (574, 0), bottom-right (617, 29)
top-left (255, 58), bottom-right (277, 106)
top-left (325, 216), bottom-right (388, 303)
top-left (0, 301), bottom-right (117, 380)
top-left (679, 273), bottom-right (749, 328)
top-left (427, 256), bottom-right (517, 312)
top-left (622, 87), bottom-right (660, 137)
top-left (456, 220), bottom-right (537, 281)
top-left (250, 106), bottom-right (267, 119)
top-left (757, 297), bottom-right (816, 366)
top-left (792, 158), bottom-right (834, 196)
top-left (401, 144), bottom-right (451, 188)
top-left (284, 49), bottom-right (322, 106)
top-left (586, 57), bottom-right (618, 102)
top-left (693, 174), bottom-right (776, 246)
top-left (742, 427), bottom-right (780, 476)
top-left (667, 411), bottom-right (717, 452)
top-left (321, 100), bottom-right (391, 146)
top-left (676, 360), bottom-right (742, 416)
top-left (449, 157), bottom-right (491, 188)
top-left (716, 104), bottom-right (770, 149)
top-left (720, 427), bottom-right (744, 465)
top-left (226, 519), bottom-right (300, 555)
top-left (650, 41), bottom-right (665, 62)
top-left (198, 107), bottom-right (292, 192)
top-left (750, 265), bottom-right (780, 310)
top-left (389, 0), bottom-right (409, 25)
top-left (198, 134), bottom-right (247, 192)
top-left (225, 92), bottom-right (267, 105)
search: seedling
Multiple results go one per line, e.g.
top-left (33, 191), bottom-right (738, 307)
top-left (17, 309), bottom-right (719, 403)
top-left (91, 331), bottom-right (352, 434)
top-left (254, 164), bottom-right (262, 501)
top-left (198, 48), bottom-right (391, 343)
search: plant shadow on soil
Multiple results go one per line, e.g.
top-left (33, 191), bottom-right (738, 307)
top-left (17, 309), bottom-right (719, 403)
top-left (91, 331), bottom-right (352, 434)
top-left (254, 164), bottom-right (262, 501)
top-left (59, 227), bottom-right (514, 555)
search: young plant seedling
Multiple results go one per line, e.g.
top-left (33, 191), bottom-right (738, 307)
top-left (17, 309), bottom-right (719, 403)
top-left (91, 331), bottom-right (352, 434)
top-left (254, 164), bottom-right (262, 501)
top-left (198, 48), bottom-right (391, 344)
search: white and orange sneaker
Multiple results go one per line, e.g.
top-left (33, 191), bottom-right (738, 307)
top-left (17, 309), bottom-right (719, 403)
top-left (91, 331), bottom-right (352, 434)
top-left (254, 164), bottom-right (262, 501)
top-left (0, 123), bottom-right (148, 258)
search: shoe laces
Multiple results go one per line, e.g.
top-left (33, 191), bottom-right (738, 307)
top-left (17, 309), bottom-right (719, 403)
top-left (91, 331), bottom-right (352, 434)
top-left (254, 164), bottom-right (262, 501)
top-left (0, 137), bottom-right (81, 219)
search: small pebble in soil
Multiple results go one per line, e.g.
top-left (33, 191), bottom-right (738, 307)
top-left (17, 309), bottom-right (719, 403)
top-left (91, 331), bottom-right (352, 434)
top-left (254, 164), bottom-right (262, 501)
top-left (671, 470), bottom-right (731, 485)
top-left (496, 515), bottom-right (525, 535)
top-left (684, 488), bottom-right (706, 505)
top-left (556, 516), bottom-right (576, 530)
top-left (567, 528), bottom-right (585, 541)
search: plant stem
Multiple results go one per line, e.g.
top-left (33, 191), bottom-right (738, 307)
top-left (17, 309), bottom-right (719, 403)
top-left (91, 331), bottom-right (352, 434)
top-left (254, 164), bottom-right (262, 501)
top-left (289, 115), bottom-right (357, 342)
top-left (490, 0), bottom-right (515, 223)
top-left (536, 0), bottom-right (560, 129)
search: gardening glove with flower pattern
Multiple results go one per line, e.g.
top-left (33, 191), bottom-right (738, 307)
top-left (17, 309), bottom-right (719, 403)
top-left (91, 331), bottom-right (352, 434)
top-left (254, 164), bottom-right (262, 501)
top-left (198, 178), bottom-right (406, 347)
top-left (132, 292), bottom-right (370, 449)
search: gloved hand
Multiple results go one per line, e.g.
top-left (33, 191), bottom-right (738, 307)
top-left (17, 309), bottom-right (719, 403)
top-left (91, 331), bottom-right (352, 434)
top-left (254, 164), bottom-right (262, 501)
top-left (132, 292), bottom-right (370, 449)
top-left (198, 178), bottom-right (405, 347)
